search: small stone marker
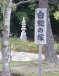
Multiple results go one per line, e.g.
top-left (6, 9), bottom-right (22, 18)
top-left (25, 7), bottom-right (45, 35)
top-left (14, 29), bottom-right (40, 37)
top-left (35, 8), bottom-right (47, 76)
top-left (20, 17), bottom-right (27, 40)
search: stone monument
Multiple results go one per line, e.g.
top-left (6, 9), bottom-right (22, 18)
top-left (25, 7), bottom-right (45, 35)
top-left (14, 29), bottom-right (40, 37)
top-left (20, 17), bottom-right (27, 40)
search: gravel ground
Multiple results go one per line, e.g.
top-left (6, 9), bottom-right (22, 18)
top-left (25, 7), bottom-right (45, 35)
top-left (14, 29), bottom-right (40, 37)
top-left (0, 51), bottom-right (59, 61)
top-left (11, 52), bottom-right (45, 61)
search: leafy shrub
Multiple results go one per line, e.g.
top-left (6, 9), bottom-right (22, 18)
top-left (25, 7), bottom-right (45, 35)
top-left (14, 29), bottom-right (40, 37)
top-left (54, 43), bottom-right (59, 54)
top-left (9, 37), bottom-right (37, 53)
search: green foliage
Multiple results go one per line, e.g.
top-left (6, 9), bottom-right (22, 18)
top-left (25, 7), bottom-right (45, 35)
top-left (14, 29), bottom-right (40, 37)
top-left (29, 0), bottom-right (36, 10)
top-left (54, 11), bottom-right (59, 20)
top-left (10, 11), bottom-right (20, 36)
top-left (9, 37), bottom-right (59, 54)
top-left (48, 4), bottom-right (56, 15)
top-left (0, 0), bottom-right (59, 38)
top-left (9, 37), bottom-right (37, 53)
top-left (1, 37), bottom-right (59, 54)
top-left (52, 5), bottom-right (59, 20)
top-left (54, 43), bottom-right (59, 54)
top-left (12, 3), bottom-right (16, 11)
top-left (11, 0), bottom-right (59, 38)
top-left (10, 1), bottom-right (37, 38)
top-left (15, 11), bottom-right (29, 22)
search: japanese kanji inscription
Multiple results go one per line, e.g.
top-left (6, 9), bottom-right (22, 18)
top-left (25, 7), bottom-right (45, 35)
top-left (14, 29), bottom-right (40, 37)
top-left (35, 8), bottom-right (47, 44)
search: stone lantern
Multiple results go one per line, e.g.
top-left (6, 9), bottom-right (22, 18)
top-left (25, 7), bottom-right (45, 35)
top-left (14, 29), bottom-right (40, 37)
top-left (20, 17), bottom-right (27, 40)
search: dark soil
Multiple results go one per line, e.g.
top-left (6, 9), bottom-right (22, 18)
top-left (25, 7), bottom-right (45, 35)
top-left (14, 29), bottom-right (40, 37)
top-left (12, 73), bottom-right (24, 76)
top-left (0, 72), bottom-right (24, 76)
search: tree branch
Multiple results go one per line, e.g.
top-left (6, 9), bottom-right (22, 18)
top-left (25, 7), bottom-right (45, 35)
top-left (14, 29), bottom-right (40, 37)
top-left (16, 0), bottom-right (30, 6)
top-left (15, 0), bottom-right (59, 6)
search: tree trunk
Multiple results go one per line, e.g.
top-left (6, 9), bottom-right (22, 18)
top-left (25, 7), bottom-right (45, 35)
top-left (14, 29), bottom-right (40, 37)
top-left (39, 0), bottom-right (58, 64)
top-left (1, 0), bottom-right (12, 76)
top-left (44, 12), bottom-right (58, 64)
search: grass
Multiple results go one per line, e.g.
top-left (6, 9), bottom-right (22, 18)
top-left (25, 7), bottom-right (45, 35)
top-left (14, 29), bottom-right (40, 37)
top-left (54, 43), bottom-right (59, 54)
top-left (9, 37), bottom-right (38, 53)
top-left (0, 60), bottom-right (58, 76)
top-left (10, 61), bottom-right (59, 76)
top-left (43, 72), bottom-right (59, 76)
top-left (11, 72), bottom-right (59, 76)
top-left (0, 37), bottom-right (38, 53)
top-left (0, 37), bottom-right (59, 76)
top-left (0, 37), bottom-right (59, 54)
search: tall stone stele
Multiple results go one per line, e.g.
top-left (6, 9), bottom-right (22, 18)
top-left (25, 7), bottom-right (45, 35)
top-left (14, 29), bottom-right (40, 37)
top-left (20, 17), bottom-right (27, 40)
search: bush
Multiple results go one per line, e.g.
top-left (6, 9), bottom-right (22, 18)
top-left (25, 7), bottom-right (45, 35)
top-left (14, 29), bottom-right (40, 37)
top-left (9, 37), bottom-right (37, 53)
top-left (54, 43), bottom-right (59, 54)
top-left (0, 37), bottom-right (59, 54)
